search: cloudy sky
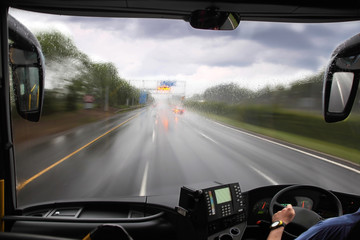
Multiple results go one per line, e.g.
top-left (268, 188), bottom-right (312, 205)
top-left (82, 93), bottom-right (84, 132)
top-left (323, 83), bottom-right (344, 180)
top-left (9, 8), bottom-right (360, 96)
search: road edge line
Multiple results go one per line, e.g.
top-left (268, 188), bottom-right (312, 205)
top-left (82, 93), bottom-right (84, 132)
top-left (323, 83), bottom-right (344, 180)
top-left (17, 112), bottom-right (142, 191)
top-left (211, 120), bottom-right (360, 175)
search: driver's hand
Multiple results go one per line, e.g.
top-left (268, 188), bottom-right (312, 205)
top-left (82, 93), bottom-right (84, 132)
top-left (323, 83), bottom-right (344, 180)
top-left (272, 204), bottom-right (295, 224)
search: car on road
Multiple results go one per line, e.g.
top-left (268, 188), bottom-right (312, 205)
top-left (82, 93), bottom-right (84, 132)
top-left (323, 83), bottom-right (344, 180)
top-left (1, 1), bottom-right (360, 240)
top-left (172, 106), bottom-right (185, 114)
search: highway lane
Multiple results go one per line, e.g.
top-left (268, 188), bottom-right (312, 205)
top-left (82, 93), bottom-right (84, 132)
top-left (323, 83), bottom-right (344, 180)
top-left (15, 108), bottom-right (145, 183)
top-left (16, 103), bottom-right (360, 207)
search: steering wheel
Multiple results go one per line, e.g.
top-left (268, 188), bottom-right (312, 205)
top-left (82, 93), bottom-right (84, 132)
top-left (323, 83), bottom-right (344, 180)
top-left (269, 185), bottom-right (343, 238)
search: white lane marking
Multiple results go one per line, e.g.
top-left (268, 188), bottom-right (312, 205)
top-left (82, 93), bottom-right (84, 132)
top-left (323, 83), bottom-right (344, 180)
top-left (139, 161), bottom-right (150, 196)
top-left (249, 166), bottom-right (279, 185)
top-left (212, 121), bottom-right (360, 174)
top-left (51, 135), bottom-right (65, 144)
top-left (76, 129), bottom-right (84, 135)
top-left (152, 128), bottom-right (156, 142)
top-left (197, 131), bottom-right (219, 145)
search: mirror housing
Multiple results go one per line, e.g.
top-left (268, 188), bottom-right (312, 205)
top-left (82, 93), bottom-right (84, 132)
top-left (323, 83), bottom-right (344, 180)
top-left (190, 9), bottom-right (240, 30)
top-left (323, 34), bottom-right (360, 123)
top-left (8, 15), bottom-right (45, 122)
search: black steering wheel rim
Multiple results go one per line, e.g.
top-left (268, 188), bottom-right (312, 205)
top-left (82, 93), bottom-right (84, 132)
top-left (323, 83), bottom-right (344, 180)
top-left (269, 185), bottom-right (343, 238)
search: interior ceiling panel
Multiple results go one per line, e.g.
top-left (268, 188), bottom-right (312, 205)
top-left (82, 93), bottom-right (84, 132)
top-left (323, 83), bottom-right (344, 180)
top-left (2, 0), bottom-right (360, 22)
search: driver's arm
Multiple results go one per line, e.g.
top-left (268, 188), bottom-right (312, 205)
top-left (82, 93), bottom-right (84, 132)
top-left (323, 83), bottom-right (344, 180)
top-left (267, 204), bottom-right (295, 240)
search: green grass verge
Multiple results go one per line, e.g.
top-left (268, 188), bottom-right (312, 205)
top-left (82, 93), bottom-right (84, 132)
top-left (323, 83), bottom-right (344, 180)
top-left (203, 112), bottom-right (360, 165)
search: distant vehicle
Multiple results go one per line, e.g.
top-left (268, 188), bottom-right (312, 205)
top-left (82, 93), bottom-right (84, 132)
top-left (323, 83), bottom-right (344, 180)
top-left (173, 106), bottom-right (185, 114)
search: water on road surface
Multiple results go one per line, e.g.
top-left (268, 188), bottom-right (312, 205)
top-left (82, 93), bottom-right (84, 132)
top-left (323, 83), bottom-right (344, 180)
top-left (16, 103), bottom-right (360, 207)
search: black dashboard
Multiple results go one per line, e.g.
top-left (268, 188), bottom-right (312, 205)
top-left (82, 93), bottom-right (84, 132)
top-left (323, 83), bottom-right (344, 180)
top-left (2, 184), bottom-right (360, 240)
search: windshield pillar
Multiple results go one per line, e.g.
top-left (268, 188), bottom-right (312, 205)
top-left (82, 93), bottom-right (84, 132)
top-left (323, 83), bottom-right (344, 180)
top-left (0, 5), bottom-right (17, 224)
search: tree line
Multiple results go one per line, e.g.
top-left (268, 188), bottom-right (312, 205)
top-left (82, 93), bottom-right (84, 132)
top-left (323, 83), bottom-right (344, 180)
top-left (36, 30), bottom-right (145, 115)
top-left (188, 71), bottom-right (324, 112)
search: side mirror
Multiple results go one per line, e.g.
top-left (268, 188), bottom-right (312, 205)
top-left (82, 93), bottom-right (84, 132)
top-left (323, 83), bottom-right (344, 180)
top-left (190, 9), bottom-right (240, 30)
top-left (8, 15), bottom-right (45, 122)
top-left (323, 34), bottom-right (360, 123)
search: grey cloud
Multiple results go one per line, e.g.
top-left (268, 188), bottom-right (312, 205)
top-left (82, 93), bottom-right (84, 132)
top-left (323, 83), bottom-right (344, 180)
top-left (35, 13), bottom-right (360, 73)
top-left (269, 51), bottom-right (322, 70)
top-left (250, 27), bottom-right (313, 50)
top-left (64, 16), bottom-right (360, 44)
top-left (64, 16), bottom-right (188, 39)
top-left (64, 15), bottom-right (239, 40)
top-left (62, 15), bottom-right (349, 61)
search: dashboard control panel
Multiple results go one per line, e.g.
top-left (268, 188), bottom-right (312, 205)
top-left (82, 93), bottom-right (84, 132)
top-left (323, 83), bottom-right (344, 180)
top-left (177, 182), bottom-right (247, 239)
top-left (202, 183), bottom-right (245, 221)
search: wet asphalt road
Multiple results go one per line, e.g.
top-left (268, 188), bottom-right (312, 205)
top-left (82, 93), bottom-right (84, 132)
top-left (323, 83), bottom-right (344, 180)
top-left (16, 103), bottom-right (360, 207)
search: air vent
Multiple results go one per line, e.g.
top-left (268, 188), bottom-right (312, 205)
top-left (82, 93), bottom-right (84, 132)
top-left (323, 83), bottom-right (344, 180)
top-left (27, 210), bottom-right (50, 217)
top-left (50, 208), bottom-right (82, 217)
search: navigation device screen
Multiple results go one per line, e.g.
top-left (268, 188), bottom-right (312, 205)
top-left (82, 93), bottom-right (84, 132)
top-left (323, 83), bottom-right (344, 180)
top-left (215, 187), bottom-right (231, 204)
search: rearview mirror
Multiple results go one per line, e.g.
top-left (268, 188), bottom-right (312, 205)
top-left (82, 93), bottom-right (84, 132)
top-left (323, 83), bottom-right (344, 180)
top-left (323, 34), bottom-right (360, 123)
top-left (190, 10), bottom-right (240, 30)
top-left (8, 15), bottom-right (45, 122)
